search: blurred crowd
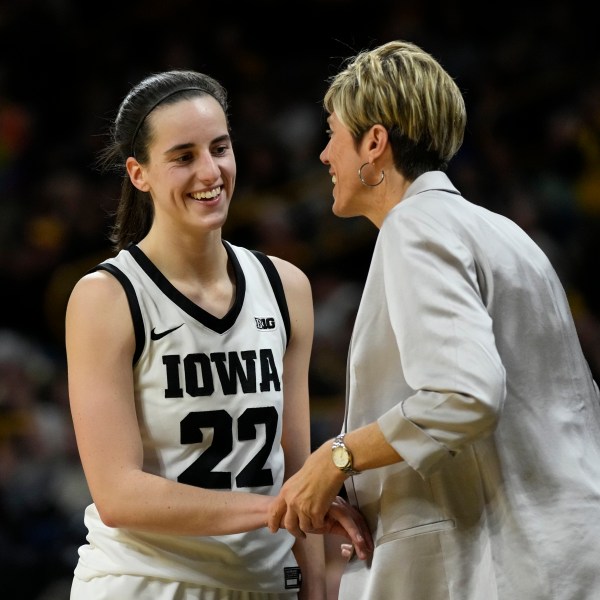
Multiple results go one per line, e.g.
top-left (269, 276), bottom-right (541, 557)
top-left (1, 1), bottom-right (599, 598)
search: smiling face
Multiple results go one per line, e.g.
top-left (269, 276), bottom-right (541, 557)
top-left (127, 95), bottom-right (236, 237)
top-left (320, 112), bottom-right (369, 219)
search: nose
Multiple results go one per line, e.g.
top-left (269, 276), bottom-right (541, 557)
top-left (319, 144), bottom-right (330, 165)
top-left (197, 152), bottom-right (221, 182)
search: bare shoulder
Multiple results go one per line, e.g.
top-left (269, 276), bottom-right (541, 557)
top-left (65, 268), bottom-right (135, 359)
top-left (67, 269), bottom-right (126, 314)
top-left (266, 255), bottom-right (312, 294)
top-left (266, 256), bottom-right (314, 343)
top-left (66, 269), bottom-right (132, 334)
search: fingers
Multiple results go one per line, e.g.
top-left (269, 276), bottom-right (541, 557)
top-left (268, 496), bottom-right (312, 539)
top-left (340, 543), bottom-right (355, 560)
top-left (269, 491), bottom-right (328, 535)
top-left (284, 508), bottom-right (307, 539)
top-left (300, 510), bottom-right (325, 532)
top-left (326, 498), bottom-right (374, 560)
top-left (267, 497), bottom-right (286, 533)
top-left (285, 505), bottom-right (329, 538)
top-left (268, 490), bottom-right (373, 563)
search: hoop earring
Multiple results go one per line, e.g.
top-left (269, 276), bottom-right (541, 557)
top-left (358, 162), bottom-right (385, 187)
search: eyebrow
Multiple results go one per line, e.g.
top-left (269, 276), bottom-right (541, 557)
top-left (163, 134), bottom-right (231, 156)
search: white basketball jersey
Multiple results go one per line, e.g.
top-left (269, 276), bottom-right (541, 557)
top-left (73, 241), bottom-right (302, 594)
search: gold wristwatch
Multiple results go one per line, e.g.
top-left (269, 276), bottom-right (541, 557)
top-left (331, 433), bottom-right (360, 476)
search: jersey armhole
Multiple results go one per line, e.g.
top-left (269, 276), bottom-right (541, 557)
top-left (90, 263), bottom-right (146, 365)
top-left (250, 250), bottom-right (291, 346)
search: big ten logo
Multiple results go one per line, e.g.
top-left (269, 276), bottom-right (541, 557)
top-left (254, 317), bottom-right (276, 330)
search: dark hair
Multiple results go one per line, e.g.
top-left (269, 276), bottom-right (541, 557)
top-left (97, 70), bottom-right (229, 251)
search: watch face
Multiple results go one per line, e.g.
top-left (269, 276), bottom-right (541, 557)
top-left (332, 446), bottom-right (351, 469)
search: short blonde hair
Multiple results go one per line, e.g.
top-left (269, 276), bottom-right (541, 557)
top-left (324, 40), bottom-right (466, 168)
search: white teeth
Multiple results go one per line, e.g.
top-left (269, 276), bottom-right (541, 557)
top-left (191, 186), bottom-right (221, 200)
top-left (332, 175), bottom-right (337, 184)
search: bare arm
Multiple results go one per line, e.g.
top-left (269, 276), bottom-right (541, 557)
top-left (270, 257), bottom-right (374, 573)
top-left (66, 271), bottom-right (271, 536)
top-left (269, 256), bottom-right (327, 599)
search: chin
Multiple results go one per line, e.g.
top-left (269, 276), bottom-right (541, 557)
top-left (332, 200), bottom-right (350, 219)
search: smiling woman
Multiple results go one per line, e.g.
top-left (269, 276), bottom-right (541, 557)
top-left (64, 70), bottom-right (372, 600)
top-left (126, 95), bottom-right (235, 242)
top-left (268, 39), bottom-right (600, 600)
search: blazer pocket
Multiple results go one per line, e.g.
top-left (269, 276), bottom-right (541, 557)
top-left (377, 519), bottom-right (455, 547)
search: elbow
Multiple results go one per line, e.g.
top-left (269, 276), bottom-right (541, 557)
top-left (473, 396), bottom-right (501, 435)
top-left (94, 499), bottom-right (123, 528)
top-left (423, 389), bottom-right (503, 450)
top-left (92, 491), bottom-right (135, 528)
top-left (463, 363), bottom-right (506, 434)
top-left (87, 468), bottom-right (148, 529)
top-left (459, 390), bottom-right (502, 432)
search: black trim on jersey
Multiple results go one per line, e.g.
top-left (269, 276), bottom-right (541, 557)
top-left (126, 242), bottom-right (246, 335)
top-left (89, 262), bottom-right (146, 366)
top-left (250, 249), bottom-right (291, 346)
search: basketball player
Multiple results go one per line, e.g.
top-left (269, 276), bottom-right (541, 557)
top-left (65, 70), bottom-right (372, 600)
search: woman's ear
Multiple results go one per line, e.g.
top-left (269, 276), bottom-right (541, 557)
top-left (126, 156), bottom-right (150, 192)
top-left (364, 124), bottom-right (388, 162)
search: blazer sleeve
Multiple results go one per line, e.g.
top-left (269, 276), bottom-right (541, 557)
top-left (376, 208), bottom-right (507, 476)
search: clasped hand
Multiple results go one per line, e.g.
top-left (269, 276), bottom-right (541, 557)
top-left (267, 442), bottom-right (373, 560)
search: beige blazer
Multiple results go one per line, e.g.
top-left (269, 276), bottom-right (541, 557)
top-left (340, 171), bottom-right (600, 599)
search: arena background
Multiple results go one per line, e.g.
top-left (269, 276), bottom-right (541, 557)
top-left (1, 1), bottom-right (598, 598)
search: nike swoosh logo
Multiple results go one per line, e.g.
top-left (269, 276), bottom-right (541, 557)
top-left (150, 324), bottom-right (184, 340)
